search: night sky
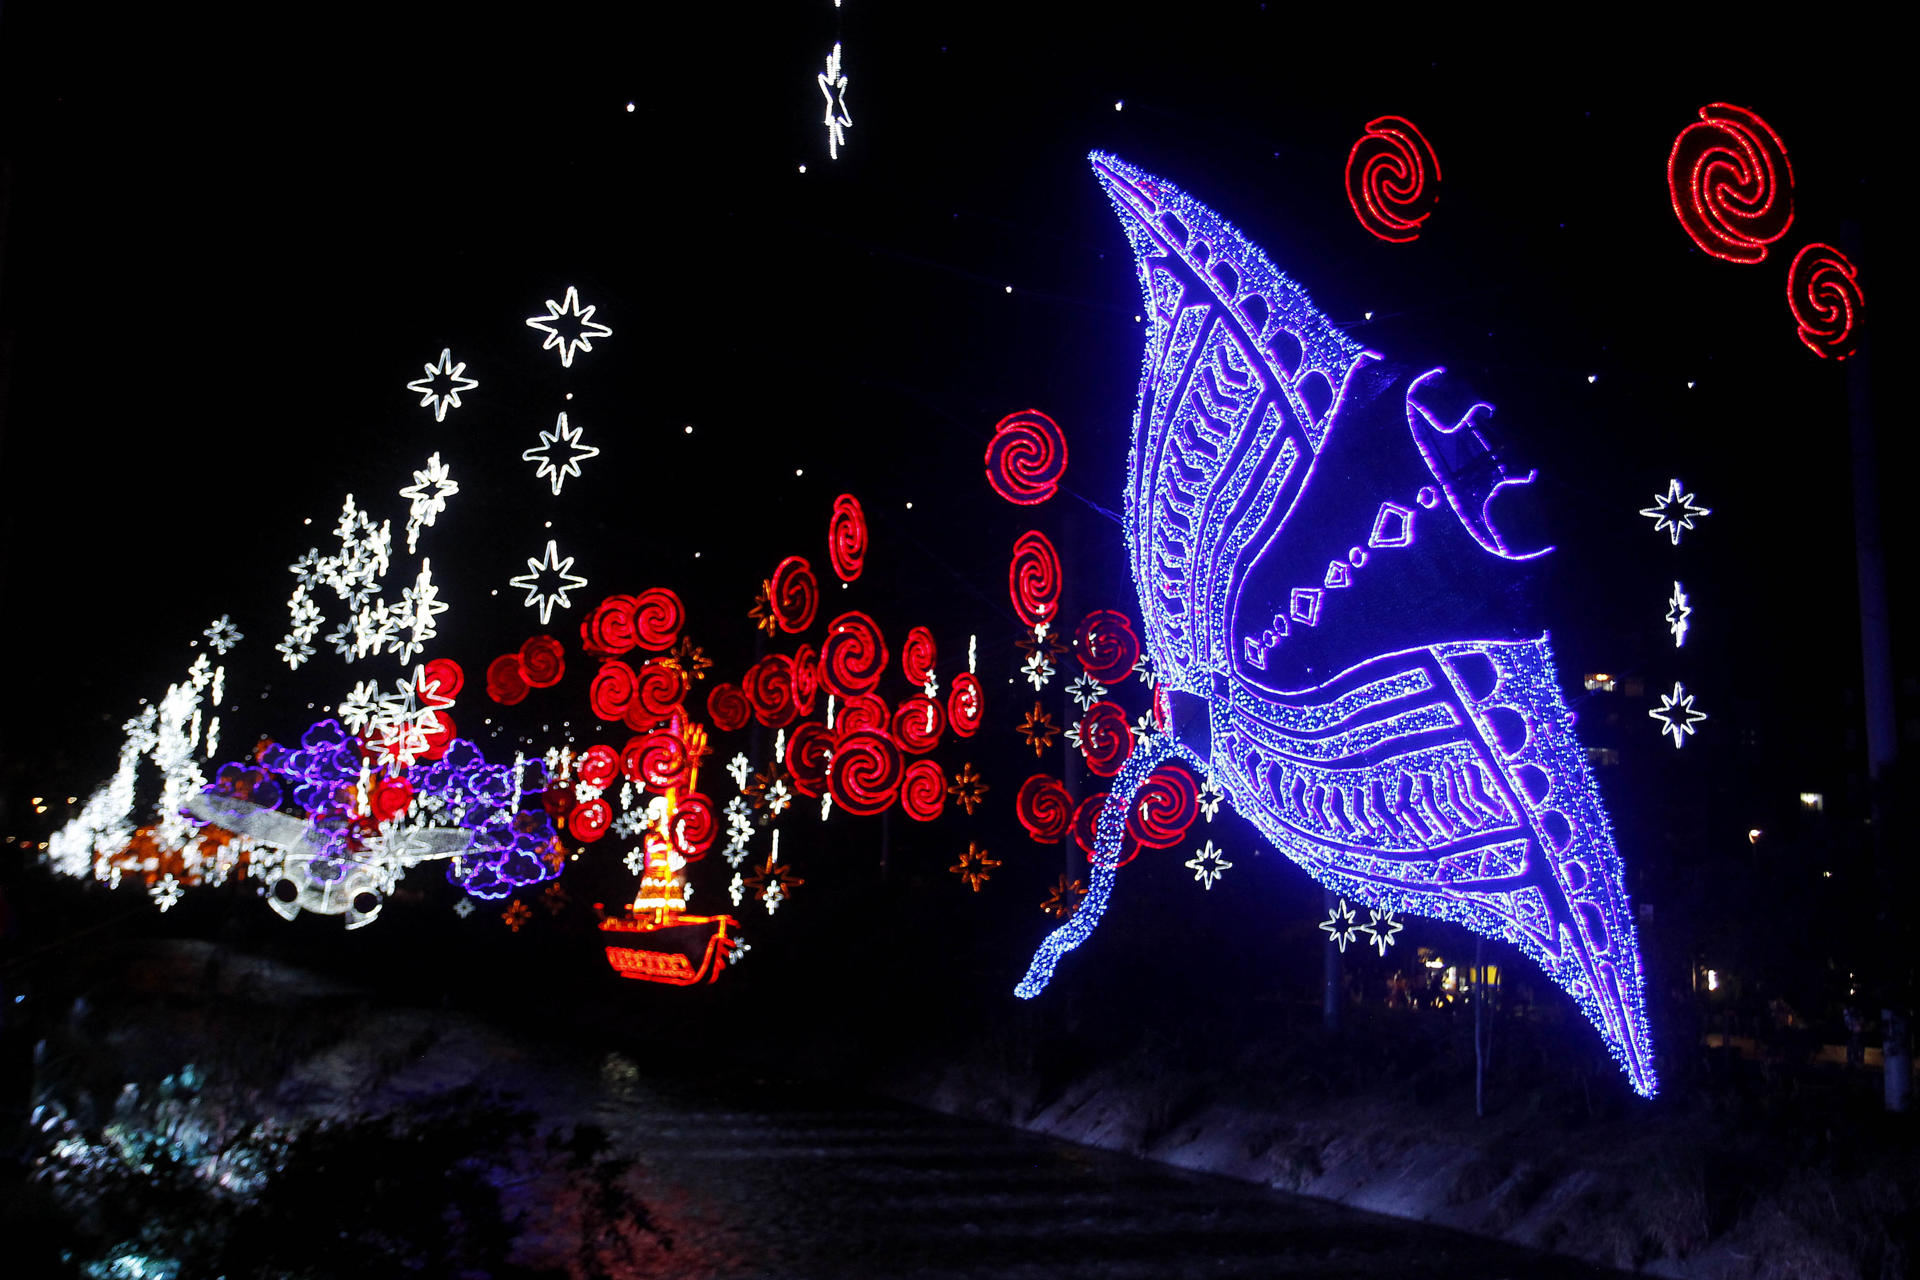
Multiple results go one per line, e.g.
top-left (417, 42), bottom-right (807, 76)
top-left (0, 10), bottom-right (1909, 1024)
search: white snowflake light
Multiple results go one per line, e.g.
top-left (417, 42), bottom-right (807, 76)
top-left (399, 452), bottom-right (460, 554)
top-left (1639, 478), bottom-right (1712, 545)
top-left (727, 940), bottom-right (751, 966)
top-left (728, 871), bottom-right (746, 906)
top-left (521, 411), bottom-right (601, 496)
top-left (1666, 581), bottom-right (1691, 649)
top-left (1649, 681), bottom-right (1708, 748)
top-left (276, 633), bottom-right (315, 669)
top-left (727, 753), bottom-right (752, 790)
top-left (817, 42), bottom-right (851, 159)
top-left (405, 348), bottom-right (479, 422)
top-left (508, 540), bottom-right (588, 625)
top-left (203, 615), bottom-right (243, 654)
top-left (524, 285), bottom-right (612, 368)
top-left (150, 873), bottom-right (184, 913)
top-left (392, 559), bottom-right (448, 664)
top-left (1185, 840), bottom-right (1232, 889)
top-left (623, 846), bottom-right (647, 876)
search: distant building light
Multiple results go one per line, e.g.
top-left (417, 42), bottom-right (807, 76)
top-left (1587, 747), bottom-right (1620, 767)
top-left (1707, 969), bottom-right (1719, 992)
top-left (1583, 673), bottom-right (1617, 692)
top-left (1748, 828), bottom-right (1763, 843)
top-left (1799, 792), bottom-right (1825, 813)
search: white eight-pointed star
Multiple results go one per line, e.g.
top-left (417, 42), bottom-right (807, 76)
top-left (405, 348), bottom-right (479, 422)
top-left (1649, 681), bottom-right (1708, 748)
top-left (524, 285), bottom-right (612, 368)
top-left (1665, 581), bottom-right (1692, 648)
top-left (1637, 478), bottom-right (1712, 545)
top-left (509, 540), bottom-right (589, 625)
top-left (521, 412), bottom-right (601, 496)
top-left (817, 42), bottom-right (851, 159)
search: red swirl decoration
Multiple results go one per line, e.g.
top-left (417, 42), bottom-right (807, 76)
top-left (486, 654), bottom-right (529, 706)
top-left (669, 793), bottom-right (715, 860)
top-left (570, 798), bottom-right (613, 844)
top-left (827, 493), bottom-right (867, 583)
top-left (420, 658), bottom-right (464, 702)
top-left (901, 626), bottom-right (936, 687)
top-left (785, 722), bottom-right (834, 797)
top-left (899, 759), bottom-right (945, 822)
top-left (519, 635), bottom-right (566, 688)
top-left (984, 409), bottom-right (1068, 505)
top-left (1008, 531), bottom-right (1061, 627)
top-left (576, 743), bottom-right (620, 789)
top-left (891, 695), bottom-right (945, 755)
top-left (1667, 103), bottom-right (1794, 265)
top-left (1079, 700), bottom-right (1134, 777)
top-left (1345, 116), bottom-right (1441, 244)
top-left (418, 710), bottom-right (455, 759)
top-left (1071, 791), bottom-right (1141, 867)
top-left (588, 661), bottom-right (638, 721)
top-left (948, 672), bottom-right (983, 738)
top-left (743, 654), bottom-right (798, 728)
top-left (1787, 243), bottom-right (1864, 360)
top-left (631, 588), bottom-right (685, 651)
top-left (706, 682), bottom-right (750, 733)
top-left (820, 611), bottom-right (888, 698)
top-left (1075, 610), bottom-right (1141, 683)
top-left (769, 556), bottom-right (819, 633)
top-left (624, 732), bottom-right (688, 789)
top-left (582, 594), bottom-right (638, 655)
top-left (835, 692), bottom-right (889, 738)
top-left (1016, 774), bottom-right (1073, 843)
top-left (791, 644), bottom-right (820, 716)
top-left (634, 658), bottom-right (687, 720)
top-left (827, 729), bottom-right (901, 817)
top-left (1128, 763), bottom-right (1198, 848)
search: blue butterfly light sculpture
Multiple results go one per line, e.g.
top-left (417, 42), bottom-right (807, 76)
top-left (1016, 153), bottom-right (1657, 1097)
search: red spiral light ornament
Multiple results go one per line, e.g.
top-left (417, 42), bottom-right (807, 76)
top-left (827, 493), bottom-right (867, 583)
top-left (588, 660), bottom-right (638, 721)
top-left (630, 588), bottom-right (685, 651)
top-left (983, 409), bottom-right (1068, 505)
top-left (581, 594), bottom-right (638, 655)
top-left (633, 657), bottom-right (688, 720)
top-left (791, 643), bottom-right (820, 716)
top-left (785, 721), bottom-right (834, 797)
top-left (743, 653), bottom-right (798, 728)
top-left (1008, 531), bottom-right (1061, 627)
top-left (1072, 791), bottom-right (1142, 867)
top-left (827, 729), bottom-right (902, 817)
top-left (1017, 774), bottom-right (1073, 843)
top-left (891, 695), bottom-right (945, 755)
top-left (486, 654), bottom-right (530, 706)
top-left (570, 797), bottom-right (613, 844)
top-left (1128, 762), bottom-right (1199, 848)
top-left (669, 793), bottom-right (715, 860)
top-left (948, 671), bottom-right (983, 738)
top-left (820, 611), bottom-right (888, 698)
top-left (518, 634), bottom-right (566, 688)
top-left (706, 681), bottom-right (750, 733)
top-left (899, 759), bottom-right (946, 822)
top-left (1345, 115), bottom-right (1442, 244)
top-left (1078, 700), bottom-right (1134, 777)
top-left (901, 626), bottom-right (936, 686)
top-left (768, 555), bottom-right (819, 633)
top-left (624, 731), bottom-right (689, 790)
top-left (1075, 610), bottom-right (1141, 683)
top-left (576, 743), bottom-right (620, 789)
top-left (835, 692), bottom-right (890, 739)
top-left (1667, 103), bottom-right (1794, 264)
top-left (420, 657), bottom-right (464, 702)
top-left (1787, 243), bottom-right (1864, 360)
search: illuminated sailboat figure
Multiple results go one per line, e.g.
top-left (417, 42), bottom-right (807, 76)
top-left (1016, 153), bottom-right (1657, 1097)
top-left (599, 736), bottom-right (741, 985)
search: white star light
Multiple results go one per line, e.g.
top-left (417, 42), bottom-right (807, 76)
top-left (727, 753), bottom-right (752, 790)
top-left (1319, 899), bottom-right (1359, 952)
top-left (623, 846), bottom-right (647, 876)
top-left (150, 873), bottom-right (184, 913)
top-left (203, 615), bottom-right (243, 654)
top-left (767, 780), bottom-right (792, 816)
top-left (1067, 673), bottom-right (1107, 711)
top-left (1185, 840), bottom-right (1233, 889)
top-left (1649, 681), bottom-right (1708, 748)
top-left (727, 940), bottom-right (751, 966)
top-left (1064, 720), bottom-right (1084, 752)
top-left (1133, 712), bottom-right (1160, 741)
top-left (453, 896), bottom-right (476, 919)
top-left (1198, 775), bottom-right (1225, 822)
top-left (521, 412), bottom-right (601, 497)
top-left (1133, 652), bottom-right (1157, 684)
top-left (1021, 651), bottom-right (1055, 690)
top-left (524, 286), bottom-right (612, 368)
top-left (817, 42), bottom-right (851, 159)
top-left (1638, 478), bottom-right (1712, 545)
top-left (1666, 581), bottom-right (1692, 648)
top-left (509, 540), bottom-right (589, 625)
top-left (392, 559), bottom-right (448, 664)
top-left (405, 348), bottom-right (479, 422)
top-left (729, 871), bottom-right (746, 906)
top-left (400, 452), bottom-right (460, 554)
top-left (1360, 908), bottom-right (1404, 955)
top-left (923, 673), bottom-right (939, 699)
top-left (339, 679), bottom-right (383, 734)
